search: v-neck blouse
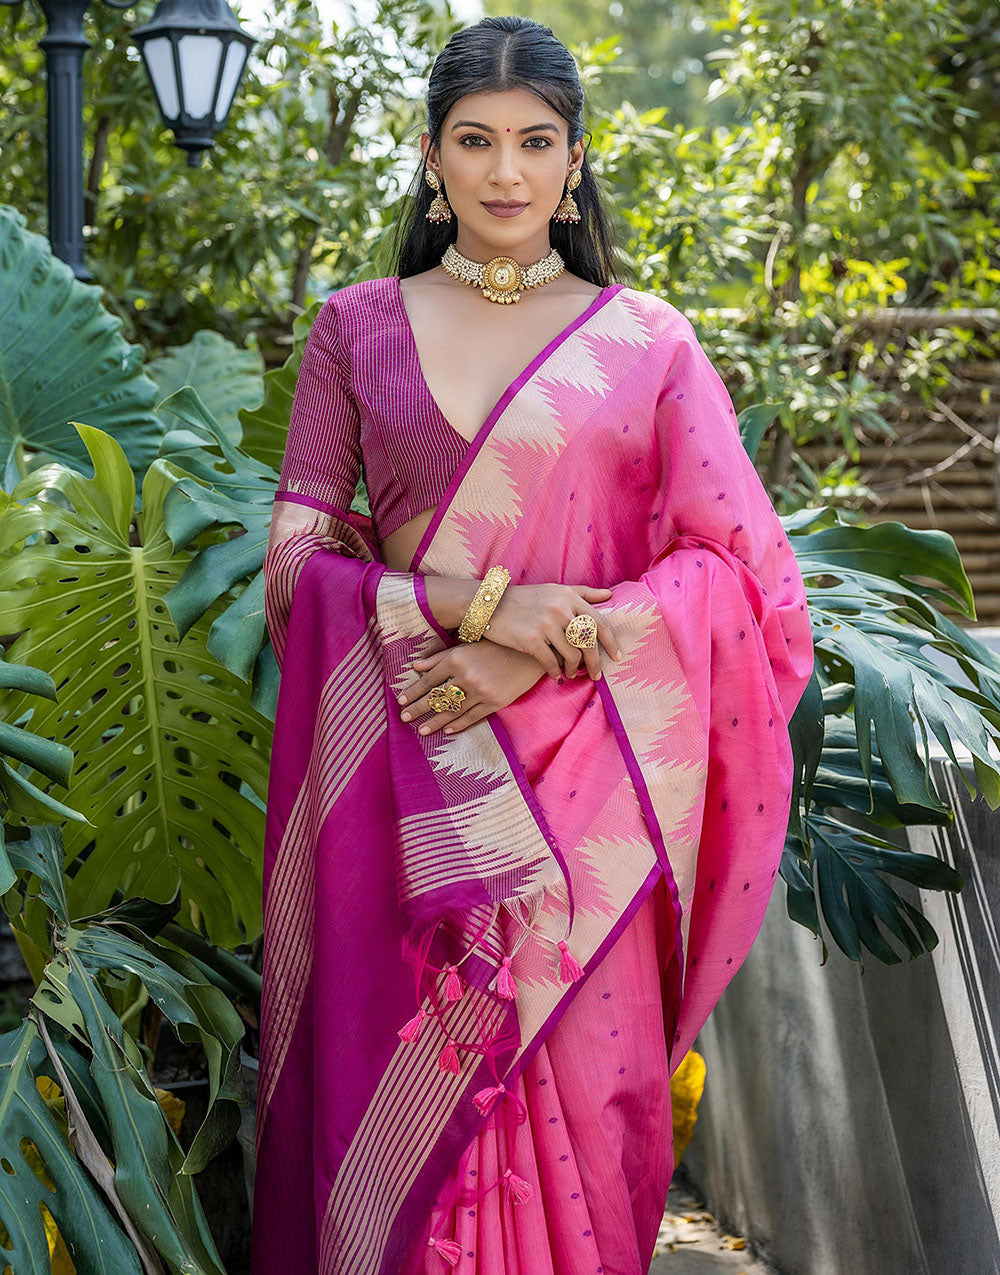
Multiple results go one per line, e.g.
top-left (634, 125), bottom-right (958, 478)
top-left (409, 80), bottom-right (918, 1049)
top-left (274, 274), bottom-right (620, 547)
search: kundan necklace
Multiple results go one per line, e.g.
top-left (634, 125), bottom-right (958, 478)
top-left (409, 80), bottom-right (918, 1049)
top-left (440, 243), bottom-right (566, 305)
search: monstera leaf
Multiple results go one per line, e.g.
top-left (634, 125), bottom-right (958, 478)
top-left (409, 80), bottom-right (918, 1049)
top-left (147, 328), bottom-right (265, 443)
top-left (0, 825), bottom-right (246, 1273)
top-left (782, 504), bottom-right (1000, 964)
top-left (0, 424), bottom-right (271, 947)
top-left (0, 205), bottom-right (161, 492)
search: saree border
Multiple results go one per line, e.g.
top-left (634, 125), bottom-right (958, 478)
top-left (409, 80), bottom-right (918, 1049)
top-left (408, 281), bottom-right (626, 575)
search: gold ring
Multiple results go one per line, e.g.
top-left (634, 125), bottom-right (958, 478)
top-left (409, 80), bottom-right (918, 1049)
top-left (564, 615), bottom-right (597, 649)
top-left (428, 680), bottom-right (467, 713)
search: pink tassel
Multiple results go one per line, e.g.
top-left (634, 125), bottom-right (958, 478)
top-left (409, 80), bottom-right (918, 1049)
top-left (557, 939), bottom-right (584, 983)
top-left (398, 1007), bottom-right (427, 1042)
top-left (472, 1081), bottom-right (506, 1115)
top-left (502, 1167), bottom-right (534, 1203)
top-left (427, 1235), bottom-right (462, 1265)
top-left (438, 1040), bottom-right (460, 1074)
top-left (495, 955), bottom-right (517, 1000)
top-left (443, 963), bottom-right (464, 1003)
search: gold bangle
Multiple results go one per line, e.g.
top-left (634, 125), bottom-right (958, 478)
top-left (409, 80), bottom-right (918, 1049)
top-left (457, 565), bottom-right (511, 643)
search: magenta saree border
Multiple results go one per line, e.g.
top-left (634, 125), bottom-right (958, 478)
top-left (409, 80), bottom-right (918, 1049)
top-left (595, 677), bottom-right (687, 991)
top-left (408, 282), bottom-right (626, 575)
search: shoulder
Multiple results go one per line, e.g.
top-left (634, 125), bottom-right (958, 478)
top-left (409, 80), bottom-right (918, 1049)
top-left (322, 274), bottom-right (396, 321)
top-left (313, 276), bottom-right (397, 365)
top-left (610, 285), bottom-right (702, 362)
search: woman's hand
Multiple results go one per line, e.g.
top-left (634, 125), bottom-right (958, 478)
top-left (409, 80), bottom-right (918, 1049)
top-left (481, 583), bottom-right (622, 680)
top-left (396, 641), bottom-right (550, 737)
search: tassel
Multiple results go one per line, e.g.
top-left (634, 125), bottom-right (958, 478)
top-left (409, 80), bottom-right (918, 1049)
top-left (427, 1235), bottom-right (462, 1265)
top-left (443, 963), bottom-right (464, 1003)
top-left (502, 1167), bottom-right (534, 1203)
top-left (495, 955), bottom-right (517, 1000)
top-left (398, 1007), bottom-right (427, 1042)
top-left (472, 1081), bottom-right (506, 1115)
top-left (557, 939), bottom-right (584, 983)
top-left (438, 1040), bottom-right (461, 1074)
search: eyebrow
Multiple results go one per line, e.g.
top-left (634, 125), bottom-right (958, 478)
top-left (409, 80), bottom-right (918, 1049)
top-left (449, 120), bottom-right (560, 135)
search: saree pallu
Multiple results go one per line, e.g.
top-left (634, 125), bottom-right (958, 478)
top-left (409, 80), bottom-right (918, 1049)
top-left (251, 285), bottom-right (814, 1275)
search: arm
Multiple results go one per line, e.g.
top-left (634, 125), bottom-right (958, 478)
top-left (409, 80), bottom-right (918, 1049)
top-left (264, 295), bottom-right (478, 665)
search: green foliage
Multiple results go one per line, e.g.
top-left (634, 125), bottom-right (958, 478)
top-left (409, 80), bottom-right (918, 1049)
top-left (0, 824), bottom-right (247, 1273)
top-left (777, 501), bottom-right (1000, 966)
top-left (0, 424), bottom-right (271, 949)
top-left (0, 206), bottom-right (161, 490)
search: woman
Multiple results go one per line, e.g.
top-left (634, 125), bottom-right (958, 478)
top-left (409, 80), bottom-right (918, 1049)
top-left (252, 15), bottom-right (814, 1275)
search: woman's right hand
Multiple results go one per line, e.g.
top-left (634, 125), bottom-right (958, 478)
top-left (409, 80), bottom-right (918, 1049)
top-left (480, 583), bottom-right (621, 680)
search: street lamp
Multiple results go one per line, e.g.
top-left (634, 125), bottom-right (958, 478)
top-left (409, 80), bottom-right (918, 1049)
top-left (133, 0), bottom-right (253, 166)
top-left (1, 0), bottom-right (255, 282)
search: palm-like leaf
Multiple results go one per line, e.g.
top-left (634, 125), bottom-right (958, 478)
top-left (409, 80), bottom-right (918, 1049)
top-left (0, 205), bottom-right (161, 492)
top-left (0, 425), bottom-right (270, 947)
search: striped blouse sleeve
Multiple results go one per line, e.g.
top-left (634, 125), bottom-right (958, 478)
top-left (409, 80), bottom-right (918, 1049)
top-left (265, 295), bottom-right (379, 669)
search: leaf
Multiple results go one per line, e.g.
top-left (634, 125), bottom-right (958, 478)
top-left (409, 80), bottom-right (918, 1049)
top-left (147, 329), bottom-right (265, 445)
top-left (0, 426), bottom-right (270, 947)
top-left (0, 1018), bottom-right (145, 1274)
top-left (0, 205), bottom-right (161, 494)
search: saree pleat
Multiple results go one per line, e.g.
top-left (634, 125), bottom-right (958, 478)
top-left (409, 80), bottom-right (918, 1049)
top-left (252, 281), bottom-right (815, 1275)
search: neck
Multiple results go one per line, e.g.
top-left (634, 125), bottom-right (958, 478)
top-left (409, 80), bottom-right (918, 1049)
top-left (451, 228), bottom-right (553, 265)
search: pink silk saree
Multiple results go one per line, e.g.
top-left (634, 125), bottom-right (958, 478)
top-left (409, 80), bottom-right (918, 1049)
top-left (251, 282), bottom-right (814, 1275)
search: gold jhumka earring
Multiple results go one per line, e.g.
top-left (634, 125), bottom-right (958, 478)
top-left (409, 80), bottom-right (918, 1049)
top-left (424, 169), bottom-right (452, 223)
top-left (552, 169), bottom-right (583, 223)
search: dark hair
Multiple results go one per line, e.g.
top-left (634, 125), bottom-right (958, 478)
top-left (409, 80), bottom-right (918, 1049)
top-left (387, 16), bottom-right (634, 288)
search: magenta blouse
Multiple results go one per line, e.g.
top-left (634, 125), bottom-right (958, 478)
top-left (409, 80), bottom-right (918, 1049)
top-left (274, 275), bottom-right (472, 546)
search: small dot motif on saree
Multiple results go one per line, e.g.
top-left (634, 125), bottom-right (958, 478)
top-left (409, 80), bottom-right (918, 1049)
top-left (701, 459), bottom-right (708, 467)
top-left (610, 1029), bottom-right (619, 1036)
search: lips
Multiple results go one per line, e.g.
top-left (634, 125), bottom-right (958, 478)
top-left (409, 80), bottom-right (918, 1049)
top-left (482, 202), bottom-right (527, 210)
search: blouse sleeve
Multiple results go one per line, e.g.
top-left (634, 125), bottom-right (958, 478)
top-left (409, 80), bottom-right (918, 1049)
top-left (265, 294), bottom-right (380, 669)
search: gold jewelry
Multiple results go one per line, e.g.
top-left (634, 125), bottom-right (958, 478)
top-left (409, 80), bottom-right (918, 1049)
top-left (440, 244), bottom-right (565, 305)
top-left (428, 679), bottom-right (467, 713)
top-left (564, 614), bottom-right (597, 649)
top-left (552, 169), bottom-right (583, 224)
top-left (424, 169), bottom-right (452, 223)
top-left (457, 565), bottom-right (512, 643)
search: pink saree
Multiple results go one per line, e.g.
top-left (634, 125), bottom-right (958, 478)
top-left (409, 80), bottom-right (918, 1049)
top-left (251, 282), bottom-right (814, 1275)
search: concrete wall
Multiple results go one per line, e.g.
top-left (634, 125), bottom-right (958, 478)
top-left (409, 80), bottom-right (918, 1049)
top-left (682, 633), bottom-right (1000, 1275)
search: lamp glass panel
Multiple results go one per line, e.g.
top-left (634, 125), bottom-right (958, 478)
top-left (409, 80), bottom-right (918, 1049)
top-left (143, 36), bottom-right (180, 119)
top-left (214, 41), bottom-right (247, 122)
top-left (178, 34), bottom-right (224, 119)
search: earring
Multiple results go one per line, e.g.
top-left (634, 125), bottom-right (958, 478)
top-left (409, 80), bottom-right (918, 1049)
top-left (424, 169), bottom-right (452, 223)
top-left (552, 169), bottom-right (582, 224)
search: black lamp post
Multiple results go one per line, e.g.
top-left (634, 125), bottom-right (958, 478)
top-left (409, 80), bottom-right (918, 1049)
top-left (1, 0), bottom-right (255, 282)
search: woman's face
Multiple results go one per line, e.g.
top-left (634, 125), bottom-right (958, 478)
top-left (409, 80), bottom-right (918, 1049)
top-left (421, 87), bottom-right (584, 264)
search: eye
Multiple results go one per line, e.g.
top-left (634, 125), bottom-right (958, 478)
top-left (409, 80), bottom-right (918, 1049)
top-left (457, 135), bottom-right (552, 148)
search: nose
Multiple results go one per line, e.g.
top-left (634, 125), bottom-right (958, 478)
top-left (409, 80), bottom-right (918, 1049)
top-left (490, 144), bottom-right (523, 188)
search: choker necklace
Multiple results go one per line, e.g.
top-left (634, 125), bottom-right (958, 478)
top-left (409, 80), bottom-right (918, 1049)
top-left (440, 243), bottom-right (565, 305)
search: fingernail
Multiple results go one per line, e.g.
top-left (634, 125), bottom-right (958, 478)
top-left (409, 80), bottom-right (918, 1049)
top-left (397, 694), bottom-right (406, 705)
top-left (595, 671), bottom-right (602, 680)
top-left (616, 650), bottom-right (623, 660)
top-left (401, 712), bottom-right (411, 722)
top-left (419, 725), bottom-right (429, 734)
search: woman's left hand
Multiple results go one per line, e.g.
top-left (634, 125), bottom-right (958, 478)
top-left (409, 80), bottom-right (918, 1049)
top-left (396, 641), bottom-right (548, 736)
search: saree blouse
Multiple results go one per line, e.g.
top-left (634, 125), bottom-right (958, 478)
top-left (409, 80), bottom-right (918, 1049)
top-left (274, 274), bottom-right (479, 546)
